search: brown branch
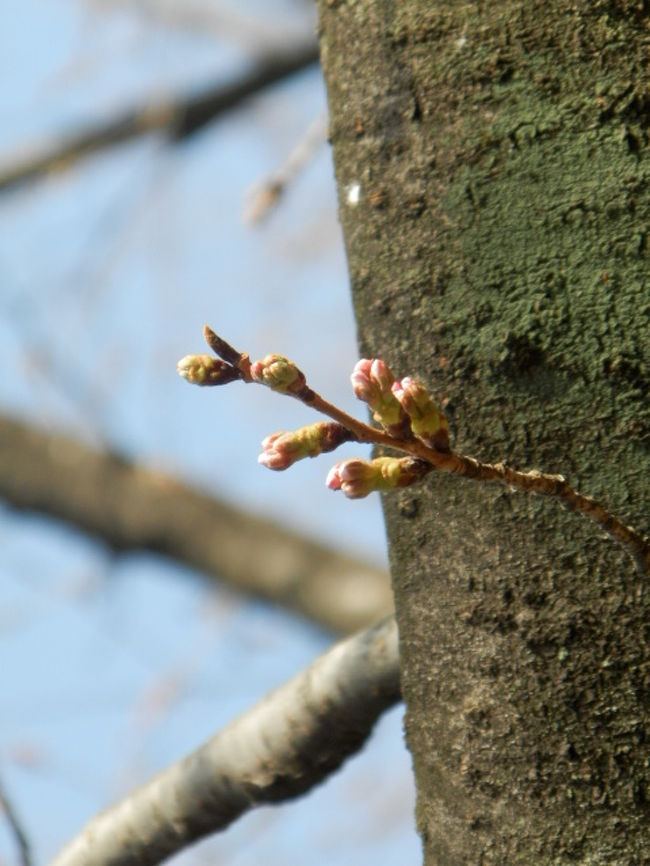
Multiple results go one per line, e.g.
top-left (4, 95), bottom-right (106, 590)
top-left (199, 328), bottom-right (650, 575)
top-left (51, 615), bottom-right (400, 866)
top-left (0, 414), bottom-right (392, 633)
top-left (0, 40), bottom-right (319, 193)
top-left (202, 325), bottom-right (250, 370)
top-left (309, 399), bottom-right (649, 574)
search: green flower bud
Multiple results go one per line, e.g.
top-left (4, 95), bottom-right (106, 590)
top-left (177, 355), bottom-right (238, 386)
top-left (250, 354), bottom-right (306, 394)
top-left (392, 377), bottom-right (450, 451)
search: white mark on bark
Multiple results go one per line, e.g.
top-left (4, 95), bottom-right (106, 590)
top-left (346, 183), bottom-right (361, 206)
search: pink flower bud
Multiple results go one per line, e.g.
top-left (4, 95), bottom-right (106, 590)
top-left (250, 354), bottom-right (306, 394)
top-left (177, 354), bottom-right (238, 386)
top-left (392, 377), bottom-right (450, 451)
top-left (325, 462), bottom-right (344, 490)
top-left (326, 459), bottom-right (376, 498)
top-left (258, 432), bottom-right (296, 470)
top-left (326, 456), bottom-right (429, 499)
top-left (350, 358), bottom-right (406, 430)
top-left (259, 422), bottom-right (352, 471)
top-left (350, 359), bottom-right (375, 402)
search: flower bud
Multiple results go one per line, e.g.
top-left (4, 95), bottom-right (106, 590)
top-left (250, 354), bottom-right (306, 394)
top-left (259, 422), bottom-right (352, 471)
top-left (326, 456), bottom-right (429, 499)
top-left (177, 354), bottom-right (238, 386)
top-left (350, 358), bottom-right (407, 431)
top-left (392, 377), bottom-right (450, 451)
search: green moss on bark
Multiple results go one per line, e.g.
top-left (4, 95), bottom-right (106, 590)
top-left (319, 1), bottom-right (649, 863)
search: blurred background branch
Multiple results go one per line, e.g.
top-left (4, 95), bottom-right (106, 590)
top-left (0, 38), bottom-right (318, 193)
top-left (0, 414), bottom-right (392, 633)
top-left (52, 615), bottom-right (400, 866)
top-left (86, 0), bottom-right (315, 51)
top-left (0, 2), bottom-right (418, 862)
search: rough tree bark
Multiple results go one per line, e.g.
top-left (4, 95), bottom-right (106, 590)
top-left (318, 2), bottom-right (648, 864)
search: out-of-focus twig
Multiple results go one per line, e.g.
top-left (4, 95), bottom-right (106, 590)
top-left (0, 39), bottom-right (319, 193)
top-left (243, 110), bottom-right (328, 224)
top-left (0, 414), bottom-right (393, 633)
top-left (87, 0), bottom-right (313, 52)
top-left (0, 773), bottom-right (32, 866)
top-left (51, 615), bottom-right (400, 866)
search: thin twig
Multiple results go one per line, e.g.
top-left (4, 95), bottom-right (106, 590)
top-left (51, 616), bottom-right (400, 866)
top-left (203, 327), bottom-right (650, 575)
top-left (202, 325), bottom-right (250, 373)
top-left (243, 111), bottom-right (328, 224)
top-left (0, 773), bottom-right (32, 866)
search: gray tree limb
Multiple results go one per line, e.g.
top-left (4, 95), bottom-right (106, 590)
top-left (0, 414), bottom-right (392, 632)
top-left (50, 615), bottom-right (400, 866)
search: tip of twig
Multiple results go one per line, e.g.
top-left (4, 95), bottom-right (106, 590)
top-left (203, 326), bottom-right (239, 364)
top-left (203, 325), bottom-right (251, 381)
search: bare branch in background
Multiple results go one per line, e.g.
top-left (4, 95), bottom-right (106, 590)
top-left (0, 414), bottom-right (392, 633)
top-left (0, 774), bottom-right (33, 866)
top-left (243, 111), bottom-right (328, 224)
top-left (0, 39), bottom-right (319, 193)
top-left (51, 615), bottom-right (401, 866)
top-left (87, 0), bottom-right (314, 52)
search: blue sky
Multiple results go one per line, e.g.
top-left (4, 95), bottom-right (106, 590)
top-left (0, 3), bottom-right (420, 864)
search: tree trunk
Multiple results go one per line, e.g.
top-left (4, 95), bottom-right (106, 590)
top-left (318, 2), bottom-right (649, 863)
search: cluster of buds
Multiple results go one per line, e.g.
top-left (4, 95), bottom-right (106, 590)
top-left (392, 376), bottom-right (450, 452)
top-left (175, 327), bottom-right (650, 575)
top-left (352, 360), bottom-right (449, 452)
top-left (250, 354), bottom-right (306, 395)
top-left (350, 359), bottom-right (409, 436)
top-left (251, 355), bottom-right (448, 497)
top-left (177, 328), bottom-right (451, 502)
top-left (326, 457), bottom-right (430, 499)
top-left (259, 422), bottom-right (353, 470)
